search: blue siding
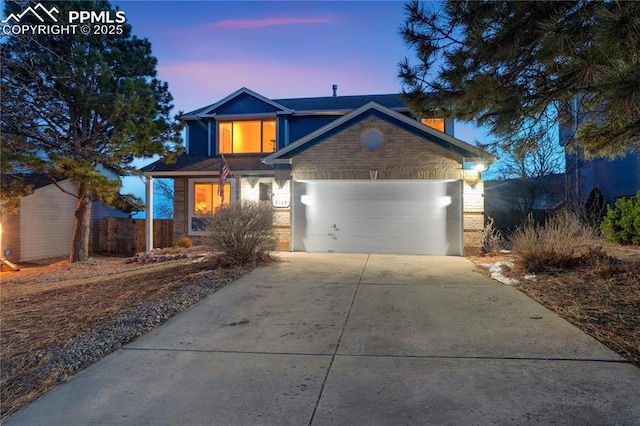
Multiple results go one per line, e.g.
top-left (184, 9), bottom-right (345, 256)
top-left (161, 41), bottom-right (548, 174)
top-left (277, 116), bottom-right (288, 149)
top-left (214, 93), bottom-right (280, 115)
top-left (445, 119), bottom-right (455, 136)
top-left (579, 152), bottom-right (640, 205)
top-left (188, 121), bottom-right (208, 155)
top-left (288, 115), bottom-right (341, 144)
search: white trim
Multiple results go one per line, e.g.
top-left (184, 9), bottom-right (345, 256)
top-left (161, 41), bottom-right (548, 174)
top-left (145, 176), bottom-right (154, 252)
top-left (187, 177), bottom-right (237, 236)
top-left (266, 159), bottom-right (292, 165)
top-left (263, 102), bottom-right (496, 165)
top-left (185, 126), bottom-right (190, 155)
top-left (197, 87), bottom-right (293, 116)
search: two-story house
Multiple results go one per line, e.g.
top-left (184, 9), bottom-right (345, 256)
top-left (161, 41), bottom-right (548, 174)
top-left (142, 87), bottom-right (495, 255)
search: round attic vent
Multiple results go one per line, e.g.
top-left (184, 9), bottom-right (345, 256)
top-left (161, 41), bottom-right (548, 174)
top-left (362, 128), bottom-right (383, 150)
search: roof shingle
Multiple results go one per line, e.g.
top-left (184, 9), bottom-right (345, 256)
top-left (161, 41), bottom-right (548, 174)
top-left (142, 154), bottom-right (273, 174)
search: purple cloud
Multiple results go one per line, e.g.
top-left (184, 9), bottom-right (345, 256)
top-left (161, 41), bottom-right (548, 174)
top-left (201, 16), bottom-right (332, 30)
top-left (158, 59), bottom-right (401, 114)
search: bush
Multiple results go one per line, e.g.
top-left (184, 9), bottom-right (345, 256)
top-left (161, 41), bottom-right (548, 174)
top-left (481, 217), bottom-right (506, 255)
top-left (175, 236), bottom-right (193, 248)
top-left (202, 201), bottom-right (276, 264)
top-left (511, 209), bottom-right (599, 272)
top-left (600, 192), bottom-right (640, 245)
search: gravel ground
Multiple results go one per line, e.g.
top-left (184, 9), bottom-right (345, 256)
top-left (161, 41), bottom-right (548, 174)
top-left (32, 272), bottom-right (241, 386)
top-left (1, 252), bottom-right (260, 421)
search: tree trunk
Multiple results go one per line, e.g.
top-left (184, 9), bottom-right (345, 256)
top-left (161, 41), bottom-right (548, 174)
top-left (70, 186), bottom-right (93, 263)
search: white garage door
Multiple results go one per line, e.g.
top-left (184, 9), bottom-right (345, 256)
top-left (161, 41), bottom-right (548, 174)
top-left (292, 180), bottom-right (463, 255)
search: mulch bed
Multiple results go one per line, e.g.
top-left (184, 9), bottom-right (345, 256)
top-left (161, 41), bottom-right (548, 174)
top-left (513, 259), bottom-right (640, 366)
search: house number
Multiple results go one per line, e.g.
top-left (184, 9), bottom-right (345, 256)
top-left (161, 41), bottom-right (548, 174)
top-left (272, 197), bottom-right (289, 208)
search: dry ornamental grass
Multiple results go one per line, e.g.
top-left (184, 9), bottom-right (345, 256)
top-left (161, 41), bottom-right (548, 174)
top-left (498, 209), bottom-right (639, 366)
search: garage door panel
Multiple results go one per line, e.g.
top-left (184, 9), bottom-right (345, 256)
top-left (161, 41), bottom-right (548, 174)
top-left (299, 235), bottom-right (456, 255)
top-left (293, 180), bottom-right (462, 255)
top-left (301, 215), bottom-right (451, 236)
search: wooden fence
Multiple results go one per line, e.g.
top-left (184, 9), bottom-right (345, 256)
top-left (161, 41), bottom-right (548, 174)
top-left (93, 217), bottom-right (174, 255)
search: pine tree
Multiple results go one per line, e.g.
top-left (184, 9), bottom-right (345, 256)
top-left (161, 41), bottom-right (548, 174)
top-left (399, 0), bottom-right (640, 156)
top-left (1, 0), bottom-right (183, 262)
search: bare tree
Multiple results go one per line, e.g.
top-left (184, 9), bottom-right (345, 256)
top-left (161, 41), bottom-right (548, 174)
top-left (482, 120), bottom-right (566, 222)
top-left (154, 178), bottom-right (174, 219)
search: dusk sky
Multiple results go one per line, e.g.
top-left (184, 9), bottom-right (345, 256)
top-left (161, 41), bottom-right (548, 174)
top-left (3, 0), bottom-right (496, 201)
top-left (112, 1), bottom-right (494, 140)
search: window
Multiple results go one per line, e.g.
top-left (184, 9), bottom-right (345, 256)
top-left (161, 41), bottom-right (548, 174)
top-left (219, 119), bottom-right (276, 154)
top-left (194, 182), bottom-right (230, 215)
top-left (362, 128), bottom-right (383, 150)
top-left (190, 179), bottom-right (234, 234)
top-left (421, 118), bottom-right (445, 132)
top-left (259, 182), bottom-right (272, 203)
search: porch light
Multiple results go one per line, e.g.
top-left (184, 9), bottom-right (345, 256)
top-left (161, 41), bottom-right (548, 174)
top-left (463, 158), bottom-right (489, 172)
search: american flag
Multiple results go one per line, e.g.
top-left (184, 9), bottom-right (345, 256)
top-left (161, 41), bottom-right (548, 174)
top-left (218, 156), bottom-right (230, 201)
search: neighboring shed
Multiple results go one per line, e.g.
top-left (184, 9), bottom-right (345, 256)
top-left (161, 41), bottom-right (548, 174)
top-left (1, 174), bottom-right (133, 262)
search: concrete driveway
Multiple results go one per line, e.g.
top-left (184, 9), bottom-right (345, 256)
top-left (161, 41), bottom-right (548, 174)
top-left (6, 253), bottom-right (640, 425)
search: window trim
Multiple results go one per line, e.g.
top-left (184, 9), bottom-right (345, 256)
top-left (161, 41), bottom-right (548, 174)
top-left (217, 118), bottom-right (277, 154)
top-left (187, 178), bottom-right (236, 236)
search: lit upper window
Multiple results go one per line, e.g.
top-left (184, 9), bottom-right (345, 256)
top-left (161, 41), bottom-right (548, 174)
top-left (219, 119), bottom-right (276, 154)
top-left (421, 118), bottom-right (445, 132)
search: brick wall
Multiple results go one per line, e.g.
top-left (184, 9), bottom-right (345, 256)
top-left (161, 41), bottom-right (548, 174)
top-left (173, 178), bottom-right (188, 241)
top-left (239, 177), bottom-right (291, 250)
top-left (292, 116), bottom-right (463, 181)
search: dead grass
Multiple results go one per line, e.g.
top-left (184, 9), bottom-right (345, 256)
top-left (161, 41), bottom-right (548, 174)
top-left (472, 241), bottom-right (640, 368)
top-left (503, 210), bottom-right (640, 365)
top-left (511, 209), bottom-right (600, 272)
top-left (0, 250), bottom-right (274, 421)
top-left (514, 258), bottom-right (640, 365)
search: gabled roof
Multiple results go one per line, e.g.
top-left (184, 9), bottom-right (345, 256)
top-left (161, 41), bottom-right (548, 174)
top-left (182, 89), bottom-right (409, 119)
top-left (263, 102), bottom-right (496, 165)
top-left (183, 87), bottom-right (293, 118)
top-left (1, 173), bottom-right (65, 190)
top-left (1, 173), bottom-right (139, 212)
top-left (273, 93), bottom-right (407, 112)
